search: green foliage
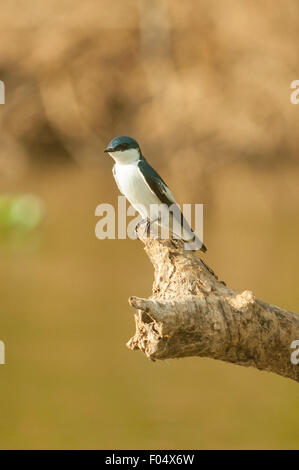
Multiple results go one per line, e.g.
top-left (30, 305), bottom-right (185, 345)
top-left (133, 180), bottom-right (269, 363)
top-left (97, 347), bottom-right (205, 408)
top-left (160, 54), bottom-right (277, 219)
top-left (0, 194), bottom-right (45, 236)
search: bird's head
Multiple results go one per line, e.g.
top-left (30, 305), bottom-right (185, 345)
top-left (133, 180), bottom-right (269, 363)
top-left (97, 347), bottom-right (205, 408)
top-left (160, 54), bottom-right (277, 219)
top-left (104, 136), bottom-right (141, 164)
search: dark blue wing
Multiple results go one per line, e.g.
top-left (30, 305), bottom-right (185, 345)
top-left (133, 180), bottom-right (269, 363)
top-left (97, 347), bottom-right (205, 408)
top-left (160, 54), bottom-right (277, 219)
top-left (138, 157), bottom-right (176, 207)
top-left (138, 157), bottom-right (207, 252)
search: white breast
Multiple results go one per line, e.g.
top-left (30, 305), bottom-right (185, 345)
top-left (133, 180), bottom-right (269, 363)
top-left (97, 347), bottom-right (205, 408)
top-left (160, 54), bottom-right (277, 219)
top-left (113, 162), bottom-right (159, 218)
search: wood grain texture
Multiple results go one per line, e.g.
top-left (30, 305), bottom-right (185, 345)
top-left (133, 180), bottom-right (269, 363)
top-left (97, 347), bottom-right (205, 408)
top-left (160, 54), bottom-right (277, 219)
top-left (127, 230), bottom-right (299, 382)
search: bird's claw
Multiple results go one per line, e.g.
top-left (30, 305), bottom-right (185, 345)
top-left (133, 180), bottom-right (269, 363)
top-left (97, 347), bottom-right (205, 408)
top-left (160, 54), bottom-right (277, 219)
top-left (134, 217), bottom-right (160, 238)
top-left (143, 217), bottom-right (160, 237)
top-left (134, 218), bottom-right (147, 238)
top-left (143, 220), bottom-right (151, 235)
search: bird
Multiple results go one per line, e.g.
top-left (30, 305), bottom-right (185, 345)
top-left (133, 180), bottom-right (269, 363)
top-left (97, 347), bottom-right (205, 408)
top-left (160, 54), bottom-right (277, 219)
top-left (104, 136), bottom-right (207, 252)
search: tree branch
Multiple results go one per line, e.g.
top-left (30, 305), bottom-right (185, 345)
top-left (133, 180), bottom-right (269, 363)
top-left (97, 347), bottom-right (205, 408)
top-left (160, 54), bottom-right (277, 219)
top-left (127, 231), bottom-right (299, 382)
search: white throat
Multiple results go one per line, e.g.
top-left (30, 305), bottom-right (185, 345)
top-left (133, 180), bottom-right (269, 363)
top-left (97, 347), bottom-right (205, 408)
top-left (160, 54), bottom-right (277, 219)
top-left (108, 148), bottom-right (140, 165)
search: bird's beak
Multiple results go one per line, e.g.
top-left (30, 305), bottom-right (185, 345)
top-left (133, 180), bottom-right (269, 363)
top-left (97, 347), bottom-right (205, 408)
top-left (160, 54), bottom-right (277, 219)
top-left (104, 147), bottom-right (114, 153)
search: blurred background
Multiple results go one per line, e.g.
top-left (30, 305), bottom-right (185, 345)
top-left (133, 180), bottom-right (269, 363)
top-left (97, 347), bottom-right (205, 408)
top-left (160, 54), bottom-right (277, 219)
top-left (0, 0), bottom-right (298, 450)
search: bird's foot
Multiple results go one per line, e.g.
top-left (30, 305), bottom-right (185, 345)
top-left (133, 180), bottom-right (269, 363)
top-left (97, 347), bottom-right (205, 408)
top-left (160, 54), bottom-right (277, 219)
top-left (143, 217), bottom-right (159, 237)
top-left (134, 218), bottom-right (148, 238)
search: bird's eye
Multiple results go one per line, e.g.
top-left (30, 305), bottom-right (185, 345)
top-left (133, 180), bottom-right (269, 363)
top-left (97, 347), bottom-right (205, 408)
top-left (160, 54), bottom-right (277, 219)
top-left (121, 143), bottom-right (128, 150)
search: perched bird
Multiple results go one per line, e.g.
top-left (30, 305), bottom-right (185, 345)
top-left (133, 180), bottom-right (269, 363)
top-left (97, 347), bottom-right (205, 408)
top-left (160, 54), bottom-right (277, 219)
top-left (104, 136), bottom-right (206, 252)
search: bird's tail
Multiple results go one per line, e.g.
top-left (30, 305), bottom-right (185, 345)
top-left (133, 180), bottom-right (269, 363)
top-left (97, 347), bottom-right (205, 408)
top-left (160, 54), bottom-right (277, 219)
top-left (168, 207), bottom-right (207, 252)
